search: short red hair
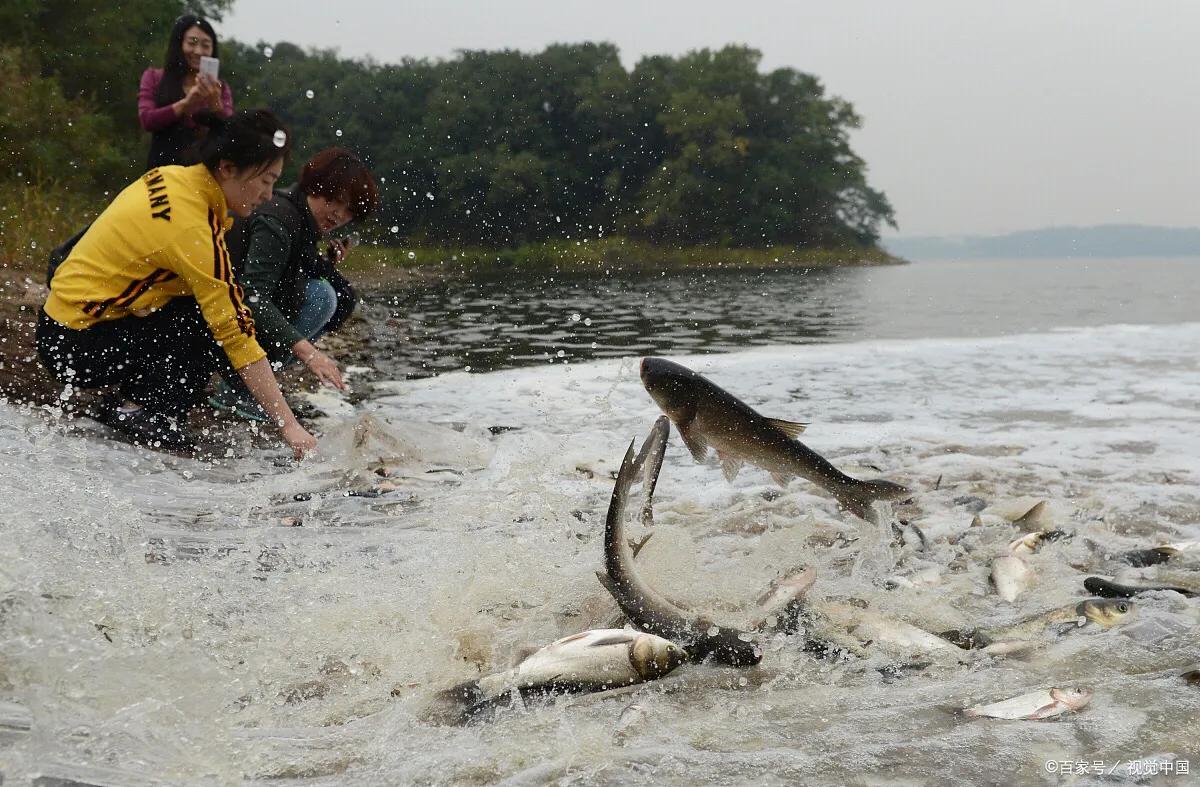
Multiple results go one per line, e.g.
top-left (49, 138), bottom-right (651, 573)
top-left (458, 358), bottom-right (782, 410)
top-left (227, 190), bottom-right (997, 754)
top-left (299, 147), bottom-right (380, 221)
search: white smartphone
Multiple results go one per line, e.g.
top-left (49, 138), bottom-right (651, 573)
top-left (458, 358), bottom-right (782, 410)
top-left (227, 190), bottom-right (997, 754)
top-left (198, 56), bottom-right (220, 81)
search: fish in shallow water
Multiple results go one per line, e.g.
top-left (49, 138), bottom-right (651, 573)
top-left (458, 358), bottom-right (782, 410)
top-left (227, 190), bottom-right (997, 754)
top-left (598, 416), bottom-right (763, 667)
top-left (437, 628), bottom-right (686, 723)
top-left (639, 357), bottom-right (911, 521)
top-left (990, 555), bottom-right (1033, 603)
top-left (940, 598), bottom-right (1133, 650)
top-left (1084, 569), bottom-right (1200, 598)
top-left (961, 687), bottom-right (1092, 720)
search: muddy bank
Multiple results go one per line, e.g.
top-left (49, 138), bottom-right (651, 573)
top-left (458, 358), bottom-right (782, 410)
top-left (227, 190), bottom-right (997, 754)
top-left (0, 260), bottom-right (441, 417)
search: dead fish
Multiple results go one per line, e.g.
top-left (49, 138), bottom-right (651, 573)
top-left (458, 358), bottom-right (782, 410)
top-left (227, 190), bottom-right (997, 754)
top-left (961, 687), bottom-right (1092, 720)
top-left (438, 629), bottom-right (686, 723)
top-left (639, 357), bottom-right (910, 521)
top-left (598, 417), bottom-right (762, 666)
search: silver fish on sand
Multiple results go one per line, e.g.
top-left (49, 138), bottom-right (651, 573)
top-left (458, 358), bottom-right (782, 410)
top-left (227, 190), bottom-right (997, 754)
top-left (961, 687), bottom-right (1093, 720)
top-left (598, 416), bottom-right (763, 666)
top-left (639, 357), bottom-right (911, 521)
top-left (438, 628), bottom-right (686, 723)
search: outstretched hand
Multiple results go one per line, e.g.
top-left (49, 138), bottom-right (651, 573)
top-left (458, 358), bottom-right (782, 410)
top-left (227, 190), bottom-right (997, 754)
top-left (304, 349), bottom-right (347, 391)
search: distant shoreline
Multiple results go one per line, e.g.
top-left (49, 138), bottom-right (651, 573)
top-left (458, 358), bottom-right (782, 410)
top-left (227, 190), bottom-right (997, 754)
top-left (885, 224), bottom-right (1200, 260)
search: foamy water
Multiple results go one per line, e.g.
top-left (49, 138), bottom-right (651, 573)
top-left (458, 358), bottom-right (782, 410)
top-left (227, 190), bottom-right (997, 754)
top-left (2, 323), bottom-right (1198, 784)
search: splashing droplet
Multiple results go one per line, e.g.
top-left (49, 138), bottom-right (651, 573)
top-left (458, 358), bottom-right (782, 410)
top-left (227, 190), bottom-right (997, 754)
top-left (335, 129), bottom-right (343, 137)
top-left (272, 130), bottom-right (287, 148)
top-left (263, 46), bottom-right (274, 58)
top-left (305, 89), bottom-right (314, 99)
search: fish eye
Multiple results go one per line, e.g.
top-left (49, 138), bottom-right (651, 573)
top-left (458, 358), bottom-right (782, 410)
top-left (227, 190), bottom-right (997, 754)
top-left (1117, 603), bottom-right (1129, 613)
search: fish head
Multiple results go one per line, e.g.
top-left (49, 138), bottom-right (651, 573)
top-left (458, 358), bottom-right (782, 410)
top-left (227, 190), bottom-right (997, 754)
top-left (1079, 598), bottom-right (1134, 627)
top-left (630, 633), bottom-right (688, 679)
top-left (640, 357), bottom-right (702, 424)
top-left (1049, 687), bottom-right (1093, 711)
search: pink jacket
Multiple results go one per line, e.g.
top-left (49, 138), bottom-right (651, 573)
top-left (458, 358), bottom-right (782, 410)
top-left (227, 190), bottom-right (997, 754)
top-left (138, 67), bottom-right (234, 131)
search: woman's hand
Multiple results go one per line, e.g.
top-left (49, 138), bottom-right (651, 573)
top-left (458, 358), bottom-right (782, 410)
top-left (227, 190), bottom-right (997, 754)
top-left (304, 349), bottom-right (347, 391)
top-left (281, 419), bottom-right (318, 460)
top-left (327, 237), bottom-right (351, 264)
top-left (177, 76), bottom-right (219, 116)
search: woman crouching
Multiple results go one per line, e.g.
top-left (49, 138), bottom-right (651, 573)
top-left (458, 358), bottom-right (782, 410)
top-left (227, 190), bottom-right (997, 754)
top-left (37, 110), bottom-right (317, 458)
top-left (211, 147), bottom-right (379, 420)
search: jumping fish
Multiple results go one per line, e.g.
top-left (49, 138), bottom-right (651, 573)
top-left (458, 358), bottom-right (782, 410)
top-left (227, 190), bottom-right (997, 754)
top-left (438, 628), bottom-right (686, 723)
top-left (639, 357), bottom-right (910, 521)
top-left (961, 687), bottom-right (1092, 720)
top-left (598, 417), bottom-right (763, 666)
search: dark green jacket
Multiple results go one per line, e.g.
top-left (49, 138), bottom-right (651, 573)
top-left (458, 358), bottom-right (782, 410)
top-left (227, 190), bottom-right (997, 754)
top-left (227, 185), bottom-right (355, 363)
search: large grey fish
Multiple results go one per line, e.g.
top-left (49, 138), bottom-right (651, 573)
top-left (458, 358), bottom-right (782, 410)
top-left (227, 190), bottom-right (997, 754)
top-left (598, 416), bottom-right (763, 667)
top-left (437, 628), bottom-right (686, 724)
top-left (639, 357), bottom-right (911, 520)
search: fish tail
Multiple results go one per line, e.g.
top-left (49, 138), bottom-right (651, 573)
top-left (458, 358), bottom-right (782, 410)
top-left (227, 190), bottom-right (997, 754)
top-left (839, 479), bottom-right (912, 518)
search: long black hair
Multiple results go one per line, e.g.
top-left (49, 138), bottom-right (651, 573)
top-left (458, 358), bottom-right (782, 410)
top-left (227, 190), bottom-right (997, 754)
top-left (154, 15), bottom-right (219, 107)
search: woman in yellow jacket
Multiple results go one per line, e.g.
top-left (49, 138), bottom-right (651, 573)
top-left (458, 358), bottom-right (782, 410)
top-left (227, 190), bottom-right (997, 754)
top-left (37, 110), bottom-right (319, 458)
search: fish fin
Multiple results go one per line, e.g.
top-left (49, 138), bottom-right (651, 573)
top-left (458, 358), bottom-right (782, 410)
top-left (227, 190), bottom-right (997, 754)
top-left (1027, 701), bottom-right (1063, 720)
top-left (587, 632), bottom-right (637, 647)
top-left (970, 514), bottom-right (983, 527)
top-left (596, 571), bottom-right (620, 599)
top-left (769, 471), bottom-right (792, 487)
top-left (718, 452), bottom-right (744, 481)
top-left (677, 425), bottom-right (710, 463)
top-left (766, 418), bottom-right (809, 438)
top-left (628, 533), bottom-right (653, 559)
top-left (1012, 500), bottom-right (1049, 530)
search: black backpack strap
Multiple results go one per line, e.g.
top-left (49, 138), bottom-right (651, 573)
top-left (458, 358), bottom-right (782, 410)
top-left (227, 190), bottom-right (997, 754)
top-left (46, 222), bottom-right (94, 287)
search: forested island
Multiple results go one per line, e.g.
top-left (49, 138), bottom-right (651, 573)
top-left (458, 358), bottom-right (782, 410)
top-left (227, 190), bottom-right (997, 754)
top-left (1, 0), bottom-right (898, 270)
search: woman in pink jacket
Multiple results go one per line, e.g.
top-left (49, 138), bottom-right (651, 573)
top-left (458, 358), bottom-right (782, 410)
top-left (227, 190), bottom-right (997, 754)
top-left (138, 15), bottom-right (234, 169)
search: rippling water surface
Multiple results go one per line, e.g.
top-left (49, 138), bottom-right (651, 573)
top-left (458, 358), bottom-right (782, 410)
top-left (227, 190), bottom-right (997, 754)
top-left (2, 258), bottom-right (1198, 785)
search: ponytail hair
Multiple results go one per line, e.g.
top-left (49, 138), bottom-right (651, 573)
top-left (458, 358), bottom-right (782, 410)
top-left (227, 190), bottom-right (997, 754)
top-left (189, 109), bottom-right (292, 173)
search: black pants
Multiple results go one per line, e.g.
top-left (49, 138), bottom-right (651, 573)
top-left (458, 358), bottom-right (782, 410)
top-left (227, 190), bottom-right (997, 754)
top-left (37, 298), bottom-right (237, 415)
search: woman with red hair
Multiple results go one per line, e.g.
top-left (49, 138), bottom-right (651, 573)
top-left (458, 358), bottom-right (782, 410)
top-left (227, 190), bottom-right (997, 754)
top-left (212, 147), bottom-right (380, 420)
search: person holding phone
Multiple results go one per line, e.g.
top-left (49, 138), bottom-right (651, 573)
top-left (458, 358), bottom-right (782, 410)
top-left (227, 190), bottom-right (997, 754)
top-left (138, 15), bottom-right (234, 170)
top-left (37, 110), bottom-right (317, 459)
top-left (210, 148), bottom-right (380, 421)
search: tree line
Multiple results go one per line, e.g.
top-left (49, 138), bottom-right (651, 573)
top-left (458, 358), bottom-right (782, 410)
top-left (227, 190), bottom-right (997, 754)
top-left (2, 0), bottom-right (894, 251)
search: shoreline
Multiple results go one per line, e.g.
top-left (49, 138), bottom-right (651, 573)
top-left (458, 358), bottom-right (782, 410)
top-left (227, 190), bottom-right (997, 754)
top-left (0, 243), bottom-right (901, 413)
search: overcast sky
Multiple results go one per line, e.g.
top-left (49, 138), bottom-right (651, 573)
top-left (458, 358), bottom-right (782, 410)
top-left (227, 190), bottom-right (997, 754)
top-left (221, 0), bottom-right (1198, 237)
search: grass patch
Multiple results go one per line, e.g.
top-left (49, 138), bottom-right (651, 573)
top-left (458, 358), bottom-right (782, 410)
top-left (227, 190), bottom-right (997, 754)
top-left (0, 180), bottom-right (99, 273)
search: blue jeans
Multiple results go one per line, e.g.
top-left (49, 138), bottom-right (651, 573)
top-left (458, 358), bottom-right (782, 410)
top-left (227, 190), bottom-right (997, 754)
top-left (280, 278), bottom-right (338, 368)
top-left (216, 279), bottom-right (339, 405)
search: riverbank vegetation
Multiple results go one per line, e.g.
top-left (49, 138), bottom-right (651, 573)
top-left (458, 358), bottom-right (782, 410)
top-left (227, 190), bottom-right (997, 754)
top-left (2, 0), bottom-right (898, 273)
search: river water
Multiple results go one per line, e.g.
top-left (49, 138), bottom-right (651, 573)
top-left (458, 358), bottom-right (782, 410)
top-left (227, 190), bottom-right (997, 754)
top-left (1, 258), bottom-right (1198, 785)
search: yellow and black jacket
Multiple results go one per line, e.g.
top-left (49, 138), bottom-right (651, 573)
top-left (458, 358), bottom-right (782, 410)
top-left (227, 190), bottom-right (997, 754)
top-left (43, 164), bottom-right (266, 369)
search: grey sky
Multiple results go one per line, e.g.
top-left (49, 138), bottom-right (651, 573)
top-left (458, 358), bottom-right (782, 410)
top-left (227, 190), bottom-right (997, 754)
top-left (222, 0), bottom-right (1199, 237)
